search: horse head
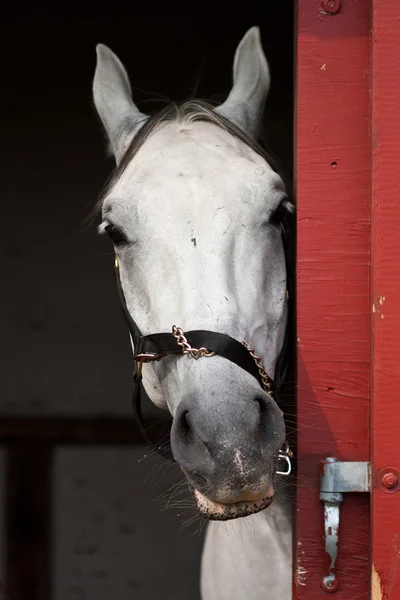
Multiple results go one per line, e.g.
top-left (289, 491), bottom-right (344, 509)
top-left (93, 27), bottom-right (293, 520)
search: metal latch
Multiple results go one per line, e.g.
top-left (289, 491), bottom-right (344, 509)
top-left (320, 458), bottom-right (371, 592)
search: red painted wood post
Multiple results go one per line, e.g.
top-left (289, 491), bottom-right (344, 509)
top-left (295, 1), bottom-right (371, 598)
top-left (371, 3), bottom-right (400, 598)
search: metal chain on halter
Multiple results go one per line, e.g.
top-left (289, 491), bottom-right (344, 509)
top-left (241, 341), bottom-right (273, 396)
top-left (240, 342), bottom-right (293, 466)
top-left (172, 326), bottom-right (216, 359)
top-left (172, 325), bottom-right (272, 395)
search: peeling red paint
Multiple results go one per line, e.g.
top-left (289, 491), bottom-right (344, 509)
top-left (373, 565), bottom-right (390, 600)
top-left (371, 2), bottom-right (400, 598)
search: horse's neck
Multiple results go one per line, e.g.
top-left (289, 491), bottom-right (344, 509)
top-left (201, 481), bottom-right (292, 600)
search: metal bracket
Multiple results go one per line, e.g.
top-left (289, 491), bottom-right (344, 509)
top-left (320, 458), bottom-right (371, 592)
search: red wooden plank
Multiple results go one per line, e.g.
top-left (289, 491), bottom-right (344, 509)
top-left (371, 4), bottom-right (400, 598)
top-left (295, 1), bottom-right (371, 598)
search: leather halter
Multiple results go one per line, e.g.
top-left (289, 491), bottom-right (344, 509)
top-left (112, 219), bottom-right (294, 469)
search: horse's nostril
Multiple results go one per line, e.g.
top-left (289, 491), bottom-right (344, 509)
top-left (179, 410), bottom-right (198, 445)
top-left (253, 395), bottom-right (268, 415)
top-left (254, 394), bottom-right (277, 447)
top-left (171, 405), bottom-right (213, 471)
top-left (182, 410), bottom-right (193, 432)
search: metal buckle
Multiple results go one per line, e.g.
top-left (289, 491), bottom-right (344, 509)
top-left (134, 353), bottom-right (166, 382)
top-left (135, 352), bottom-right (166, 363)
top-left (135, 359), bottom-right (144, 381)
top-left (276, 442), bottom-right (293, 476)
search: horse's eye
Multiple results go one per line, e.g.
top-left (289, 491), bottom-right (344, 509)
top-left (104, 223), bottom-right (126, 245)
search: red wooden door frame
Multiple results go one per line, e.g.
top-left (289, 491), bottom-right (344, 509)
top-left (371, 2), bottom-right (400, 598)
top-left (295, 1), bottom-right (371, 598)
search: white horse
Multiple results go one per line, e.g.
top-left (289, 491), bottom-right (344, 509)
top-left (92, 26), bottom-right (293, 600)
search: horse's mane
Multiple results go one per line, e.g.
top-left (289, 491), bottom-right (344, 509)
top-left (90, 99), bottom-right (291, 220)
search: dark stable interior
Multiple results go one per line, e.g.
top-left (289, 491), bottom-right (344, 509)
top-left (1, 8), bottom-right (293, 599)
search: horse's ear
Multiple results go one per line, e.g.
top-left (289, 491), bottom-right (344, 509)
top-left (93, 44), bottom-right (149, 163)
top-left (216, 27), bottom-right (270, 139)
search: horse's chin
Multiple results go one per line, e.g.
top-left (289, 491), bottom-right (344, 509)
top-left (192, 488), bottom-right (274, 521)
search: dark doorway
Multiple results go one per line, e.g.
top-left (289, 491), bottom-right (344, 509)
top-left (0, 8), bottom-right (293, 600)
